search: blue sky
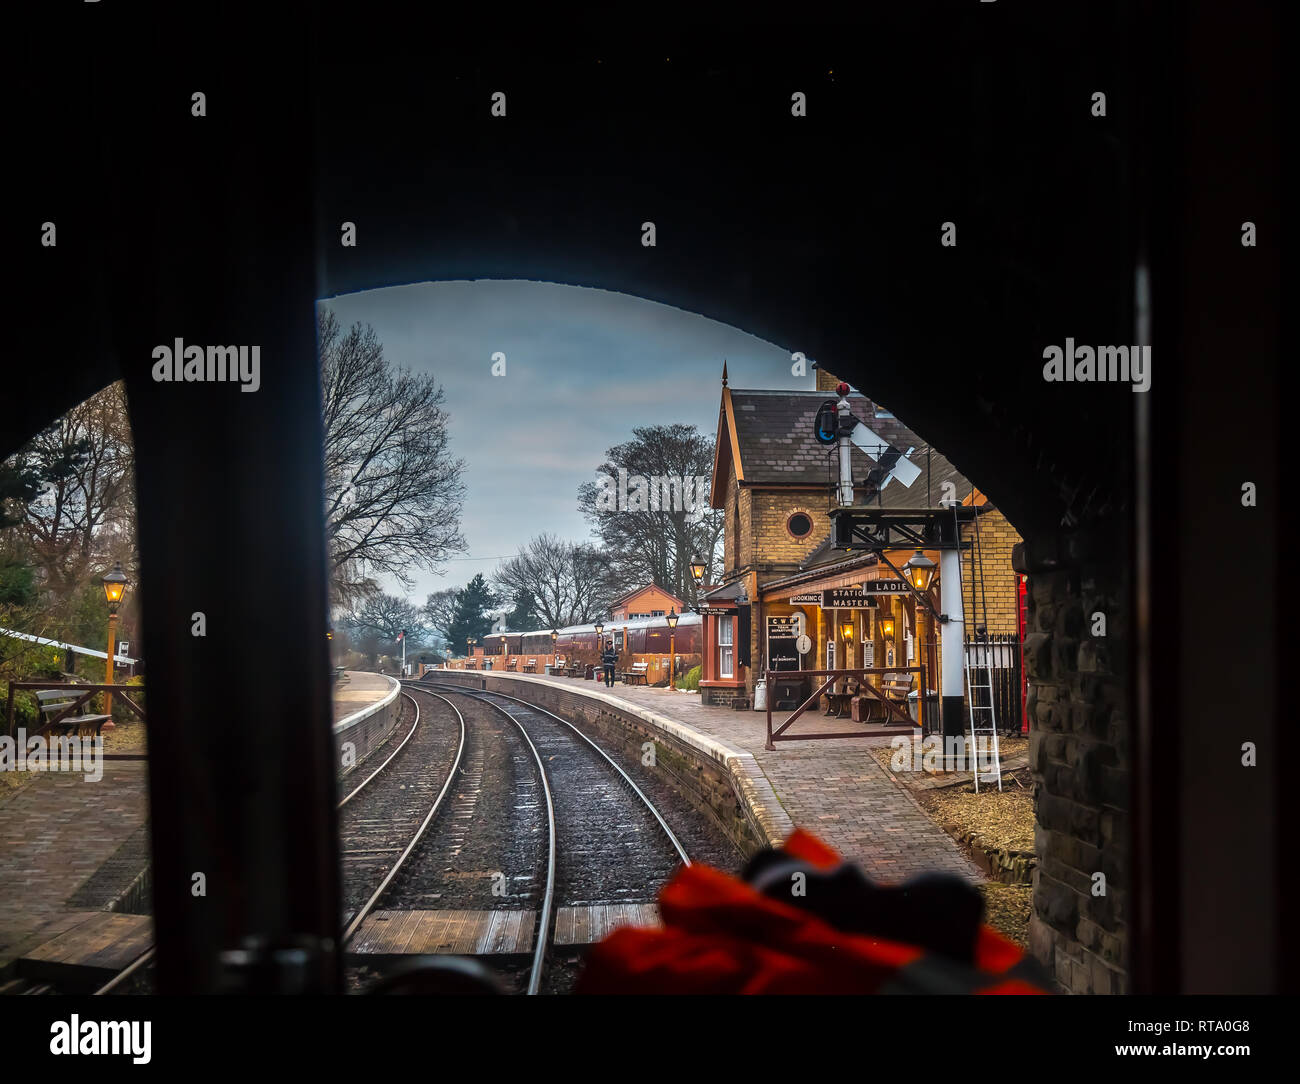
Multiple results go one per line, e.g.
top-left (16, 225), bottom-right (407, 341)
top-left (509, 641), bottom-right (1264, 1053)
top-left (317, 280), bottom-right (807, 604)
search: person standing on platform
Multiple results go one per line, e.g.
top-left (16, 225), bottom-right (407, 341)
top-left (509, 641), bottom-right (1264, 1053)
top-left (601, 640), bottom-right (617, 687)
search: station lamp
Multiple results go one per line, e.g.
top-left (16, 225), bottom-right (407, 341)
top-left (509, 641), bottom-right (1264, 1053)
top-left (904, 549), bottom-right (937, 593)
top-left (101, 562), bottom-right (130, 720)
top-left (550, 629), bottom-right (559, 643)
top-left (594, 620), bottom-right (604, 637)
top-left (689, 555), bottom-right (707, 586)
top-left (841, 618), bottom-right (855, 641)
top-left (102, 562), bottom-right (129, 612)
top-left (878, 613), bottom-right (897, 642)
top-left (665, 609), bottom-right (679, 685)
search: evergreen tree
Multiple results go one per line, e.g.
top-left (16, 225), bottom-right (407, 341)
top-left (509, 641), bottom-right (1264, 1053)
top-left (445, 574), bottom-right (499, 654)
top-left (505, 587), bottom-right (540, 631)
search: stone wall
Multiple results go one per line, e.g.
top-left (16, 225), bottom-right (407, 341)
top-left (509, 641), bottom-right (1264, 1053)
top-left (425, 671), bottom-right (778, 856)
top-left (333, 676), bottom-right (402, 782)
top-left (1019, 548), bottom-right (1128, 994)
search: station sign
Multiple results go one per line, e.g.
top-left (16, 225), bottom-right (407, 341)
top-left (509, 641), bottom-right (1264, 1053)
top-left (698, 607), bottom-right (732, 616)
top-left (789, 592), bottom-right (821, 605)
top-left (766, 616), bottom-right (800, 671)
top-left (822, 587), bottom-right (887, 608)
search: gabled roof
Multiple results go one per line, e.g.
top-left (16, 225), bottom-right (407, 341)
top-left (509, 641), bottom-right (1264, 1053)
top-left (710, 385), bottom-right (972, 509)
top-left (609, 583), bottom-right (687, 610)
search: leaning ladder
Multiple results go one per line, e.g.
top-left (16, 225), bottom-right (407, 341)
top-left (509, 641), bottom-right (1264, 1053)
top-left (956, 500), bottom-right (1002, 792)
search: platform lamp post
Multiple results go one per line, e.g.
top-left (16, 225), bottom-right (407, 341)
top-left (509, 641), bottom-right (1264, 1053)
top-left (594, 621), bottom-right (604, 671)
top-left (903, 550), bottom-right (937, 593)
top-left (689, 555), bottom-right (708, 607)
top-left (878, 611), bottom-right (897, 667)
top-left (665, 608), bottom-right (679, 688)
top-left (101, 562), bottom-right (129, 720)
top-left (467, 636), bottom-right (476, 666)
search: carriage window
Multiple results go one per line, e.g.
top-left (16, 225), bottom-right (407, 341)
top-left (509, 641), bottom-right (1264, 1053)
top-left (718, 617), bottom-right (734, 678)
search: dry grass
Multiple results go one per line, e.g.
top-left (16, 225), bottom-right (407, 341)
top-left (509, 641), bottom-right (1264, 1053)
top-left (979, 883), bottom-right (1033, 947)
top-left (916, 772), bottom-right (1035, 853)
top-left (100, 718), bottom-right (148, 756)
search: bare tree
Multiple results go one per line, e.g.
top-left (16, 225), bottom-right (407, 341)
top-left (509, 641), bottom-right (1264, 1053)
top-left (421, 587), bottom-right (459, 648)
top-left (495, 534), bottom-right (617, 628)
top-left (318, 307), bottom-right (467, 607)
top-left (577, 423), bottom-right (722, 605)
top-left (346, 592), bottom-right (427, 644)
top-left (11, 382), bottom-right (137, 601)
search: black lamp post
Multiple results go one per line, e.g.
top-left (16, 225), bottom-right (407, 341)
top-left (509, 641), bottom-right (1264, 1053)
top-left (666, 608), bottom-right (679, 686)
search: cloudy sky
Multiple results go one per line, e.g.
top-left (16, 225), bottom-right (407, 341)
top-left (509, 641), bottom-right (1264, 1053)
top-left (317, 280), bottom-right (807, 605)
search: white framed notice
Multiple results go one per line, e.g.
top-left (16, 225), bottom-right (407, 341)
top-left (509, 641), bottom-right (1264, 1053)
top-left (826, 640), bottom-right (836, 671)
top-left (862, 640), bottom-right (874, 667)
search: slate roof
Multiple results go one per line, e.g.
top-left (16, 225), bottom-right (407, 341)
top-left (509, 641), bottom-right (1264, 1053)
top-left (724, 389), bottom-right (971, 507)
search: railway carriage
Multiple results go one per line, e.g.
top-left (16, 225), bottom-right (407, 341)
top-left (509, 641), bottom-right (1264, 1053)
top-left (483, 612), bottom-right (702, 683)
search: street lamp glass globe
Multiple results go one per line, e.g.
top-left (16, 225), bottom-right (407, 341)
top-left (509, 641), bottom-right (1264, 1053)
top-left (689, 556), bottom-right (707, 584)
top-left (102, 563), bottom-right (128, 609)
top-left (666, 608), bottom-right (679, 630)
top-left (904, 549), bottom-right (937, 592)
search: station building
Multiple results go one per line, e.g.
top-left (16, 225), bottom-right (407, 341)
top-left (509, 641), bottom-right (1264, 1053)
top-left (697, 366), bottom-right (1026, 724)
top-left (610, 584), bottom-right (687, 621)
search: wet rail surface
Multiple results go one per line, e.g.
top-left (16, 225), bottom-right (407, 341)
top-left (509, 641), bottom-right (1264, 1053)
top-left (417, 683), bottom-right (742, 993)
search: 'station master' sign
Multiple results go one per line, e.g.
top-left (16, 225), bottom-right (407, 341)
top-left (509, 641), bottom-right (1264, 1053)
top-left (822, 583), bottom-right (909, 608)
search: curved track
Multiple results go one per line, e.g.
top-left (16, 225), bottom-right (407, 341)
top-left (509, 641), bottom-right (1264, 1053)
top-left (420, 682), bottom-right (691, 993)
top-left (96, 690), bottom-right (465, 995)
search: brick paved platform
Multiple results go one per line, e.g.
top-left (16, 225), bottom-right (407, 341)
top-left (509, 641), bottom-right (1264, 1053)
top-left (430, 671), bottom-right (983, 885)
top-left (0, 760), bottom-right (150, 971)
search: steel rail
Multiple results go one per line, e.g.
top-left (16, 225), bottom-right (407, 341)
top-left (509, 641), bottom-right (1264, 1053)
top-left (339, 691), bottom-right (425, 807)
top-left (94, 690), bottom-right (463, 996)
top-left (340, 689), bottom-right (466, 945)
top-left (425, 681), bottom-right (691, 866)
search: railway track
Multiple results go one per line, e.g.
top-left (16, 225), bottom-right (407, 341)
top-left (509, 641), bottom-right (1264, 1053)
top-left (90, 690), bottom-right (464, 996)
top-left (85, 679), bottom-right (702, 995)
top-left (407, 682), bottom-right (690, 994)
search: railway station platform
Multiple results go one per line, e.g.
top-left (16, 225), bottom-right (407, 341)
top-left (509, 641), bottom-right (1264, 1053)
top-left (425, 670), bottom-right (983, 885)
top-left (1, 670), bottom-right (390, 981)
top-left (332, 670), bottom-right (396, 725)
top-left (0, 759), bottom-right (151, 975)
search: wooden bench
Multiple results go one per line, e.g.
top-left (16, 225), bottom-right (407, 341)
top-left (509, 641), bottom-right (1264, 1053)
top-left (622, 661), bottom-right (649, 686)
top-left (523, 658), bottom-right (537, 673)
top-left (507, 658), bottom-right (519, 672)
top-left (35, 688), bottom-right (112, 738)
top-left (824, 678), bottom-right (860, 719)
top-left (858, 672), bottom-right (913, 723)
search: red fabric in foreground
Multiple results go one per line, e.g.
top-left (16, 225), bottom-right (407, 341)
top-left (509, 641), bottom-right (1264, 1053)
top-left (575, 829), bottom-right (1047, 995)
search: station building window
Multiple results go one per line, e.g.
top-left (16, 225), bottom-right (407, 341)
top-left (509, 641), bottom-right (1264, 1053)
top-left (718, 617), bottom-right (734, 678)
top-left (786, 511), bottom-right (813, 539)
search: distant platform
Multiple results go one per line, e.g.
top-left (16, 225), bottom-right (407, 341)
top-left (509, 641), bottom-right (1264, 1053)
top-left (332, 671), bottom-right (398, 726)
